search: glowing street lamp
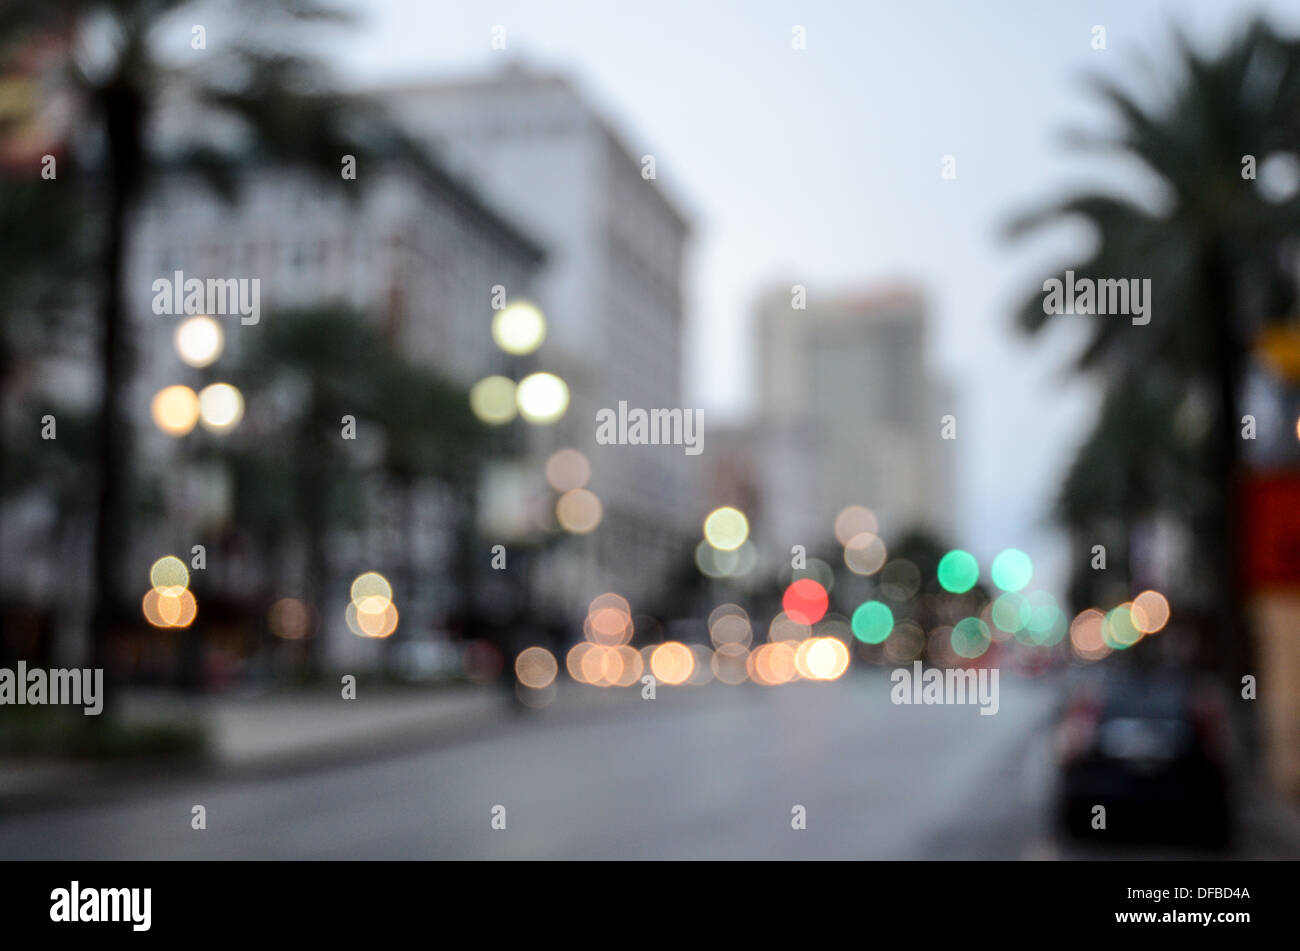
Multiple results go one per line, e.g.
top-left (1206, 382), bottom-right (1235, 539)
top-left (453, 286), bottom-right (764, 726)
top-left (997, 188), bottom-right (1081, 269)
top-left (491, 301), bottom-right (546, 356)
top-left (470, 375), bottom-right (518, 425)
top-left (197, 382), bottom-right (244, 433)
top-left (174, 315), bottom-right (224, 368)
top-left (516, 372), bottom-right (569, 424)
top-left (151, 385), bottom-right (200, 436)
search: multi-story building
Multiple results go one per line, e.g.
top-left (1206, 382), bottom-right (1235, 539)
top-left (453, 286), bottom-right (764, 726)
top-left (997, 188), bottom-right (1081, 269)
top-left (750, 284), bottom-right (955, 555)
top-left (382, 65), bottom-right (695, 614)
top-left (7, 64), bottom-right (696, 670)
top-left (123, 152), bottom-right (545, 670)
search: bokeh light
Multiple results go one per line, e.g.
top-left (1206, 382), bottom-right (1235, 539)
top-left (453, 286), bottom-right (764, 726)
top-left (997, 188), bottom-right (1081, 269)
top-left (545, 448), bottom-right (591, 492)
top-left (350, 571), bottom-right (393, 606)
top-left (950, 617), bottom-right (991, 659)
top-left (694, 538), bottom-right (734, 578)
top-left (347, 598), bottom-right (398, 638)
top-left (556, 488), bottom-right (603, 533)
top-left (197, 382), bottom-right (244, 433)
top-left (586, 592), bottom-right (633, 646)
top-left (1034, 613), bottom-right (1068, 648)
top-left (649, 641), bottom-right (694, 685)
top-left (142, 584), bottom-right (197, 629)
top-left (614, 645), bottom-right (644, 687)
top-left (347, 571), bottom-right (398, 639)
top-left (712, 644), bottom-right (750, 684)
top-left (730, 541), bottom-right (757, 577)
top-left (561, 639), bottom-right (595, 685)
top-left (174, 315), bottom-right (224, 368)
top-left (576, 645), bottom-right (615, 684)
top-left (833, 505), bottom-right (878, 545)
top-left (151, 385), bottom-right (200, 436)
top-left (991, 592), bottom-right (1029, 633)
top-left (851, 600), bottom-right (894, 644)
top-left (1131, 589), bottom-right (1170, 634)
top-left (1024, 591), bottom-right (1060, 635)
top-left (708, 604), bottom-right (753, 649)
top-left (937, 549), bottom-right (979, 593)
top-left (516, 372), bottom-right (569, 424)
top-left (783, 578), bottom-right (829, 625)
top-left (990, 548), bottom-right (1033, 592)
top-left (803, 637), bottom-right (850, 681)
top-left (470, 375), bottom-right (517, 425)
top-left (579, 644), bottom-right (622, 686)
top-left (566, 642), bottom-right (595, 684)
top-left (1069, 608), bottom-right (1110, 661)
top-left (703, 506), bottom-right (749, 551)
top-left (769, 611), bottom-right (812, 644)
top-left (515, 646), bottom-right (559, 688)
top-left (752, 641), bottom-right (798, 685)
top-left (149, 555), bottom-right (189, 592)
top-left (588, 592), bottom-right (630, 618)
top-left (1104, 603), bottom-right (1142, 649)
top-left (843, 532), bottom-right (887, 575)
top-left (687, 645), bottom-right (715, 686)
top-left (491, 301), bottom-right (546, 355)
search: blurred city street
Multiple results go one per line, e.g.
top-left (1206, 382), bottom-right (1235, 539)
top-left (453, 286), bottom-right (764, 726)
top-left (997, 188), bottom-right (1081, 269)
top-left (5, 1), bottom-right (1300, 871)
top-left (3, 674), bottom-right (1298, 860)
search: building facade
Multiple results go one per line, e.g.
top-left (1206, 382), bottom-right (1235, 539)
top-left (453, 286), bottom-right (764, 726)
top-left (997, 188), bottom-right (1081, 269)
top-left (750, 284), bottom-right (955, 556)
top-left (122, 157), bottom-right (545, 671)
top-left (383, 66), bottom-right (696, 615)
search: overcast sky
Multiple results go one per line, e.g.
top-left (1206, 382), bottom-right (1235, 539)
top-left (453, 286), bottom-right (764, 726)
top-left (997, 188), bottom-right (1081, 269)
top-left (325, 0), bottom-right (1300, 595)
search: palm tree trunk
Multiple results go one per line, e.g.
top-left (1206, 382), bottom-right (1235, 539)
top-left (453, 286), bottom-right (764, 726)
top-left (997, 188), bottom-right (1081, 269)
top-left (299, 400), bottom-right (332, 680)
top-left (89, 78), bottom-right (144, 697)
top-left (381, 471), bottom-right (418, 673)
top-left (1204, 244), bottom-right (1249, 684)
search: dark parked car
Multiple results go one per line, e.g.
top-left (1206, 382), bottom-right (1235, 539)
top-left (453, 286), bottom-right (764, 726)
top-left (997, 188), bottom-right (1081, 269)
top-left (1055, 669), bottom-right (1234, 848)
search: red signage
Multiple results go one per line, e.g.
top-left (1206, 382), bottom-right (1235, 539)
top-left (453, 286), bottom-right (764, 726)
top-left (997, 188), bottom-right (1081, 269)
top-left (1243, 471), bottom-right (1300, 591)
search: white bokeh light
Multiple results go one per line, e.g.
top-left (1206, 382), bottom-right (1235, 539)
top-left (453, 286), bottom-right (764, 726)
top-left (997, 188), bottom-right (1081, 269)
top-left (198, 382), bottom-right (244, 433)
top-left (491, 301), bottom-right (546, 355)
top-left (174, 315), bottom-right (224, 368)
top-left (516, 372), bottom-right (569, 424)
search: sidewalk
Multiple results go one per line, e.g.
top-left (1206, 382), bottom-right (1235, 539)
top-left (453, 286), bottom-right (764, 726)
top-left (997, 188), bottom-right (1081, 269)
top-left (0, 683), bottom-right (508, 811)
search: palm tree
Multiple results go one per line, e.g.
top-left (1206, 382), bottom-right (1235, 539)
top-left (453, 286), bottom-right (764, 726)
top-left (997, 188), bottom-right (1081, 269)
top-left (376, 354), bottom-right (488, 624)
top-left (1, 2), bottom-right (440, 674)
top-left (1008, 20), bottom-right (1300, 672)
top-left (1052, 368), bottom-right (1213, 613)
top-left (216, 306), bottom-right (490, 673)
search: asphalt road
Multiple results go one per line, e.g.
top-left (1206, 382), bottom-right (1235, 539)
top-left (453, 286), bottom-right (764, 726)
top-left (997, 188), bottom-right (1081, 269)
top-left (0, 672), bottom-right (1292, 859)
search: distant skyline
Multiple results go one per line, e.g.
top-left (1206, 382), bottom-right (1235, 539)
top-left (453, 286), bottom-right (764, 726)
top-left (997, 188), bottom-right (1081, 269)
top-left (326, 0), bottom-right (1300, 596)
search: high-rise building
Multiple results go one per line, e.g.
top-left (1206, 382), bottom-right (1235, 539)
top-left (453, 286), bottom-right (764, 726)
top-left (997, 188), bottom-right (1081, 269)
top-left (751, 284), bottom-right (955, 553)
top-left (383, 65), bottom-right (695, 612)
